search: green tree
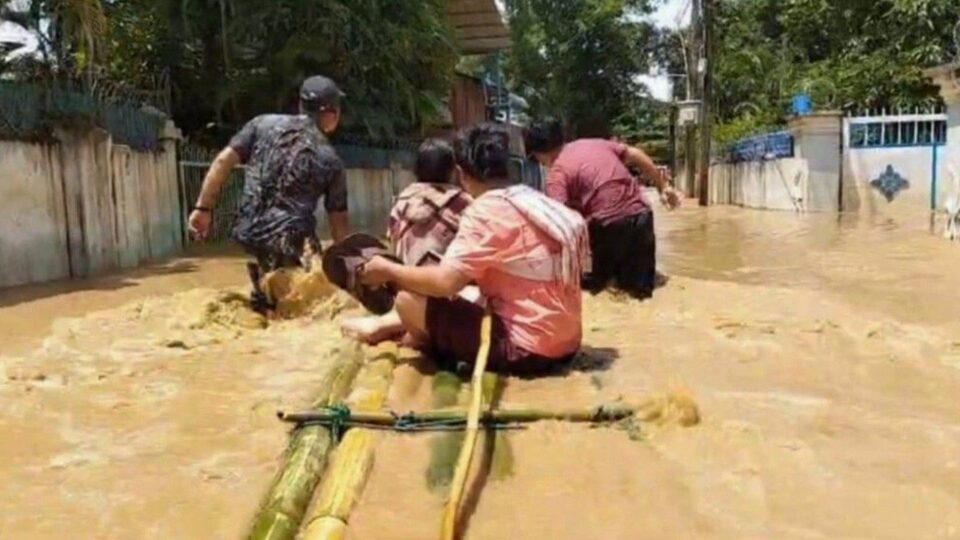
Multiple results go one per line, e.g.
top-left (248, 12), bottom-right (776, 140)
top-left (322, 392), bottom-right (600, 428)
top-left (1, 0), bottom-right (106, 76)
top-left (4, 0), bottom-right (460, 143)
top-left (712, 0), bottom-right (960, 143)
top-left (503, 0), bottom-right (661, 138)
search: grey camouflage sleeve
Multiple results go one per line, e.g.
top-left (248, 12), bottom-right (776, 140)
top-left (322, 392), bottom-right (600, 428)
top-left (323, 158), bottom-right (348, 213)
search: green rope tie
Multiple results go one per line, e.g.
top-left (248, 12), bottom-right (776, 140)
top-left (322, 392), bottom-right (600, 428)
top-left (322, 403), bottom-right (352, 440)
top-left (290, 408), bottom-right (521, 433)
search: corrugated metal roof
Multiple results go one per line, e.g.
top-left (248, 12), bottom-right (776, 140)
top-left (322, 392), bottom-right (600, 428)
top-left (447, 0), bottom-right (511, 54)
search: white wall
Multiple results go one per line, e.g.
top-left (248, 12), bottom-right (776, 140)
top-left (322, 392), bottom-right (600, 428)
top-left (942, 99), bottom-right (960, 215)
top-left (0, 125), bottom-right (183, 288)
top-left (842, 146), bottom-right (946, 224)
top-left (0, 142), bottom-right (71, 286)
top-left (710, 158), bottom-right (809, 212)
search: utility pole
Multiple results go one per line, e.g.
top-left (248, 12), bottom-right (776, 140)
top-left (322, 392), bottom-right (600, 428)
top-left (669, 97), bottom-right (678, 184)
top-left (698, 0), bottom-right (714, 206)
top-left (685, 0), bottom-right (702, 199)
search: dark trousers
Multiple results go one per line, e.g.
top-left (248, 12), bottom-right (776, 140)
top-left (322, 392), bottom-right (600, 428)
top-left (425, 297), bottom-right (573, 377)
top-left (583, 210), bottom-right (657, 300)
top-left (240, 232), bottom-right (320, 313)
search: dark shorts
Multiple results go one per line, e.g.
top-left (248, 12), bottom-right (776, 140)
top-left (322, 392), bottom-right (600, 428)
top-left (584, 210), bottom-right (656, 299)
top-left (425, 297), bottom-right (573, 376)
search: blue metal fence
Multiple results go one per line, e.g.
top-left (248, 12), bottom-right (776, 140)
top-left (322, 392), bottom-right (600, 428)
top-left (723, 131), bottom-right (794, 163)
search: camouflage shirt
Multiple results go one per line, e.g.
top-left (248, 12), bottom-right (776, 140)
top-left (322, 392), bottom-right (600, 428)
top-left (228, 114), bottom-right (347, 265)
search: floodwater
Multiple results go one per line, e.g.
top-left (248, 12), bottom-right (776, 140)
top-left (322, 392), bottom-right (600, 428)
top-left (3, 206), bottom-right (960, 539)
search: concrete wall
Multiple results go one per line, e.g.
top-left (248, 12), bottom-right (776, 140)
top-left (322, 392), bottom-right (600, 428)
top-left (791, 113), bottom-right (843, 213)
top-left (709, 158), bottom-right (808, 212)
top-left (708, 113), bottom-right (842, 213)
top-left (926, 65), bottom-right (960, 214)
top-left (314, 165), bottom-right (417, 239)
top-left (842, 146), bottom-right (948, 223)
top-left (0, 125), bottom-right (182, 288)
top-left (0, 142), bottom-right (71, 286)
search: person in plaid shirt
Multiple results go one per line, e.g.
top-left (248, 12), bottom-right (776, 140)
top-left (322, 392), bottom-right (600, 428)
top-left (341, 138), bottom-right (471, 344)
top-left (388, 139), bottom-right (472, 267)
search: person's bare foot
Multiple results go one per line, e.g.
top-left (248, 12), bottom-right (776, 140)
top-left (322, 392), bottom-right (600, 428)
top-left (341, 315), bottom-right (404, 345)
top-left (399, 331), bottom-right (427, 350)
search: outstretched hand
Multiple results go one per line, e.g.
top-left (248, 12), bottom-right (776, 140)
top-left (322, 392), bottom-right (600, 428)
top-left (660, 187), bottom-right (682, 210)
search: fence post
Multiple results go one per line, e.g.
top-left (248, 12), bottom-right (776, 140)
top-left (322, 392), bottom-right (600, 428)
top-left (789, 112), bottom-right (843, 212)
top-left (924, 65), bottom-right (960, 214)
top-left (160, 120), bottom-right (185, 248)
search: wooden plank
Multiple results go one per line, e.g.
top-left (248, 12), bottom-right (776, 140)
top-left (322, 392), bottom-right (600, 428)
top-left (455, 25), bottom-right (511, 40)
top-left (0, 141), bottom-right (71, 286)
top-left (460, 37), bottom-right (512, 54)
top-left (57, 128), bottom-right (118, 277)
top-left (448, 11), bottom-right (505, 28)
top-left (111, 145), bottom-right (140, 269)
top-left (447, 0), bottom-right (497, 15)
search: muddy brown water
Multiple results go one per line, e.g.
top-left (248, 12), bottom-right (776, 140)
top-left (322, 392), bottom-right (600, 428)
top-left (2, 207), bottom-right (960, 539)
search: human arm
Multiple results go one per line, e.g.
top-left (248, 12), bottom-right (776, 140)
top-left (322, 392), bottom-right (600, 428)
top-left (363, 200), bottom-right (496, 298)
top-left (361, 256), bottom-right (470, 298)
top-left (324, 158), bottom-right (350, 243)
top-left (622, 145), bottom-right (681, 209)
top-left (188, 118), bottom-right (261, 239)
top-left (544, 165), bottom-right (572, 207)
top-left (328, 212), bottom-right (349, 243)
top-left (187, 146), bottom-right (242, 239)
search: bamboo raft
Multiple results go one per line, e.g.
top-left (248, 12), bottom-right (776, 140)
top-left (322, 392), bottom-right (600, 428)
top-left (248, 340), bottom-right (700, 540)
top-left (249, 345), bottom-right (364, 540)
top-left (279, 402), bottom-right (660, 428)
top-left (441, 312), bottom-right (494, 540)
top-left (300, 353), bottom-right (396, 540)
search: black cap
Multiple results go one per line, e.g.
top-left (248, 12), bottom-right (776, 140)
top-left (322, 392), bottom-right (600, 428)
top-left (299, 75), bottom-right (345, 111)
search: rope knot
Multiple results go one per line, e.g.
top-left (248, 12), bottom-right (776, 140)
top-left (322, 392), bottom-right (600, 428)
top-left (322, 403), bottom-right (352, 440)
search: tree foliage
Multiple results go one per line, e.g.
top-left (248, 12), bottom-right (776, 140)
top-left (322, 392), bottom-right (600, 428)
top-left (1, 0), bottom-right (106, 75)
top-left (4, 0), bottom-right (459, 144)
top-left (503, 0), bottom-right (661, 139)
top-left (713, 0), bottom-right (960, 143)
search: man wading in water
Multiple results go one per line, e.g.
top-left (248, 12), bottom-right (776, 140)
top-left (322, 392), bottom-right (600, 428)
top-left (525, 117), bottom-right (680, 300)
top-left (187, 75), bottom-right (349, 311)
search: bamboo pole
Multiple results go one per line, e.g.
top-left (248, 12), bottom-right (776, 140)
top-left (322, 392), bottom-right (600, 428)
top-left (441, 313), bottom-right (493, 540)
top-left (279, 402), bottom-right (656, 427)
top-left (481, 374), bottom-right (514, 482)
top-left (300, 351), bottom-right (397, 540)
top-left (248, 344), bottom-right (364, 540)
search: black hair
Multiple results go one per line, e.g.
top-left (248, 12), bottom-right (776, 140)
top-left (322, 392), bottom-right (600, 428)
top-left (523, 117), bottom-right (564, 154)
top-left (414, 138), bottom-right (456, 184)
top-left (454, 122), bottom-right (511, 183)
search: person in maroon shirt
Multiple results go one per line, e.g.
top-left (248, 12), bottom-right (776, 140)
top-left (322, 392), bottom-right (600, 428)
top-left (524, 118), bottom-right (681, 299)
